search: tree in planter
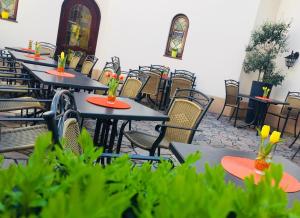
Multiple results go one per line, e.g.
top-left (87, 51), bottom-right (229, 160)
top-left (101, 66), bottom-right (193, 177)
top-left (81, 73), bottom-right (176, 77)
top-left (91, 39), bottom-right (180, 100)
top-left (243, 22), bottom-right (290, 86)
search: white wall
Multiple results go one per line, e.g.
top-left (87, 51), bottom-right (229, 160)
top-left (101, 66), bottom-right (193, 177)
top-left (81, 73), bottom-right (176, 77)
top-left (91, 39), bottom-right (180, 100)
top-left (97, 0), bottom-right (261, 98)
top-left (1, 0), bottom-right (262, 98)
top-left (238, 0), bottom-right (282, 96)
top-left (0, 0), bottom-right (62, 46)
top-left (270, 0), bottom-right (300, 100)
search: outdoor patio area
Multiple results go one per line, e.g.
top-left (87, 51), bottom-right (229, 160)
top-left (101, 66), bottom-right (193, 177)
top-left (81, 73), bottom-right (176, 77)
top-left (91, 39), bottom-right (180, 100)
top-left (1, 0), bottom-right (300, 217)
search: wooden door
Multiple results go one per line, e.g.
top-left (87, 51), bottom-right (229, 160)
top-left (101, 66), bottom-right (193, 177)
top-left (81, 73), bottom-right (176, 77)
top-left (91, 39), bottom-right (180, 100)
top-left (56, 0), bottom-right (100, 56)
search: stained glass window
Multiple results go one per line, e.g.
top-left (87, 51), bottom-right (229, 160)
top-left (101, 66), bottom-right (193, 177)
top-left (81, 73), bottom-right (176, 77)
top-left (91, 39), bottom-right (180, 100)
top-left (0, 0), bottom-right (19, 21)
top-left (165, 14), bottom-right (189, 59)
top-left (66, 4), bottom-right (92, 50)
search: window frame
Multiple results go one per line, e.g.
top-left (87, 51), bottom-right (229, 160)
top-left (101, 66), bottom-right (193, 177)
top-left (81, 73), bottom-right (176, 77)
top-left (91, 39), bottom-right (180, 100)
top-left (0, 0), bottom-right (19, 22)
top-left (164, 14), bottom-right (189, 59)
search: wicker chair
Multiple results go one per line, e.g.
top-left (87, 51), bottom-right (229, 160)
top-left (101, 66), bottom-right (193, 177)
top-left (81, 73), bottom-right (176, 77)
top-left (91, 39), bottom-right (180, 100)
top-left (150, 65), bottom-right (170, 74)
top-left (116, 89), bottom-right (214, 156)
top-left (81, 55), bottom-right (98, 77)
top-left (217, 80), bottom-right (251, 126)
top-left (139, 66), bottom-right (162, 107)
top-left (39, 42), bottom-right (56, 58)
top-left (268, 92), bottom-right (300, 138)
top-left (119, 70), bottom-right (149, 99)
top-left (0, 90), bottom-right (76, 164)
top-left (69, 51), bottom-right (83, 70)
top-left (168, 70), bottom-right (196, 100)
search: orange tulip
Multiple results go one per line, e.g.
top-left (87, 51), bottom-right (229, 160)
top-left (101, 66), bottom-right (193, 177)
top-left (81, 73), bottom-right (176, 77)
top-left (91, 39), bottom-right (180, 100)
top-left (105, 71), bottom-right (111, 77)
top-left (119, 74), bottom-right (124, 81)
top-left (112, 73), bottom-right (117, 79)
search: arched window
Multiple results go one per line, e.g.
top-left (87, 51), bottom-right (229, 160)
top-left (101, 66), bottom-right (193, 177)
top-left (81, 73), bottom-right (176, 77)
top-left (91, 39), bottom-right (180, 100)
top-left (165, 14), bottom-right (189, 59)
top-left (0, 0), bottom-right (19, 21)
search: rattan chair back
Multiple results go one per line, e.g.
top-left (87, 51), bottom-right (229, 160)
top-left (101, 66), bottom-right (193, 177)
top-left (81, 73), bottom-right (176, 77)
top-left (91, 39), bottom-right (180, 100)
top-left (39, 42), bottom-right (56, 58)
top-left (224, 80), bottom-right (239, 105)
top-left (139, 67), bottom-right (161, 96)
top-left (281, 92), bottom-right (300, 117)
top-left (165, 89), bottom-right (213, 144)
top-left (169, 70), bottom-right (196, 98)
top-left (81, 55), bottom-right (98, 76)
top-left (119, 70), bottom-right (149, 99)
top-left (69, 51), bottom-right (83, 69)
top-left (150, 65), bottom-right (170, 74)
top-left (62, 118), bottom-right (82, 155)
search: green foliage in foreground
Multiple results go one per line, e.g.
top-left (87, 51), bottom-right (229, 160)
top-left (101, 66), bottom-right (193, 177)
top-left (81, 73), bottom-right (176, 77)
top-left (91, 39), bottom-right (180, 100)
top-left (0, 129), bottom-right (299, 218)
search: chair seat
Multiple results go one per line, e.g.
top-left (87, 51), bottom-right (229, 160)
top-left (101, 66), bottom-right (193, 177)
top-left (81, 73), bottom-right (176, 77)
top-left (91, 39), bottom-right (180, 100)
top-left (0, 125), bottom-right (48, 153)
top-left (0, 97), bottom-right (43, 112)
top-left (124, 130), bottom-right (170, 150)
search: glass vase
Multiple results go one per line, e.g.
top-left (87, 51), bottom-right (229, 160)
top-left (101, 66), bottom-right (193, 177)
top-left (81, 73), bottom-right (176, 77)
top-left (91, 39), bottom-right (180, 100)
top-left (254, 151), bottom-right (273, 175)
top-left (57, 57), bottom-right (66, 73)
top-left (107, 88), bottom-right (117, 104)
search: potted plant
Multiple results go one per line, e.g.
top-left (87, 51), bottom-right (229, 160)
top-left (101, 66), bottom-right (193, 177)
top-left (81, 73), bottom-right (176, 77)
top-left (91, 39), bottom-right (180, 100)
top-left (243, 22), bottom-right (290, 122)
top-left (1, 0), bottom-right (11, 19)
top-left (244, 22), bottom-right (290, 92)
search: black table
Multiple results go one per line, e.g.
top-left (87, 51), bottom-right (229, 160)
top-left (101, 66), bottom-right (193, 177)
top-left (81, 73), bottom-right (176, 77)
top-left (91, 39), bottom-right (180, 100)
top-left (74, 92), bottom-right (169, 151)
top-left (170, 142), bottom-right (300, 205)
top-left (237, 94), bottom-right (289, 129)
top-left (9, 50), bottom-right (58, 67)
top-left (5, 47), bottom-right (50, 55)
top-left (22, 63), bottom-right (107, 91)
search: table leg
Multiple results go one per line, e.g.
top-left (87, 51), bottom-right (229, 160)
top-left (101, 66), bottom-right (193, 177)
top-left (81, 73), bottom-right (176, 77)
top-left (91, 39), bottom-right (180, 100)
top-left (159, 80), bottom-right (167, 110)
top-left (108, 119), bottom-right (118, 153)
top-left (93, 118), bottom-right (102, 146)
top-left (237, 100), bottom-right (260, 128)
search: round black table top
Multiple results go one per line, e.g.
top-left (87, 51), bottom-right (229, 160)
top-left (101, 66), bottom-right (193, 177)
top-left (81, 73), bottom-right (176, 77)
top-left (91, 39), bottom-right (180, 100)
top-left (74, 92), bottom-right (169, 121)
top-left (170, 142), bottom-right (300, 206)
top-left (22, 63), bottom-right (107, 91)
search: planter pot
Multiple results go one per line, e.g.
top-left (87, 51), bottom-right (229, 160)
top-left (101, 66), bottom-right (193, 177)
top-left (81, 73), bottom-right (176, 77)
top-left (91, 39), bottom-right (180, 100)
top-left (1, 10), bottom-right (9, 19)
top-left (245, 81), bottom-right (273, 123)
top-left (171, 50), bottom-right (178, 58)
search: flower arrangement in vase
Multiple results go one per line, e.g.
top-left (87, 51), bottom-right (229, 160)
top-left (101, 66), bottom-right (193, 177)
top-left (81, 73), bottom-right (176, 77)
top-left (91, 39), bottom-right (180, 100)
top-left (34, 42), bottom-right (40, 57)
top-left (57, 52), bottom-right (67, 73)
top-left (255, 125), bottom-right (281, 175)
top-left (262, 86), bottom-right (271, 98)
top-left (105, 71), bottom-right (124, 104)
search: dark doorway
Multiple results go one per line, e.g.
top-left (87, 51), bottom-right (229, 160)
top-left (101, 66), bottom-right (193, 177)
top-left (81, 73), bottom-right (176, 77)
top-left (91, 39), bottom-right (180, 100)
top-left (56, 0), bottom-right (100, 56)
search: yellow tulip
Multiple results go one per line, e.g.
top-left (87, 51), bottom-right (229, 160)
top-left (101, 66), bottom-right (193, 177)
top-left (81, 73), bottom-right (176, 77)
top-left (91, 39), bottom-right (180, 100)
top-left (61, 52), bottom-right (65, 60)
top-left (270, 131), bottom-right (281, 144)
top-left (260, 125), bottom-right (270, 139)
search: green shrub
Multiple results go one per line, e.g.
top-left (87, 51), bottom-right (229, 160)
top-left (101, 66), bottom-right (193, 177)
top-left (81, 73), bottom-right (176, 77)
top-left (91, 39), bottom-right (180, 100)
top-left (0, 129), bottom-right (299, 218)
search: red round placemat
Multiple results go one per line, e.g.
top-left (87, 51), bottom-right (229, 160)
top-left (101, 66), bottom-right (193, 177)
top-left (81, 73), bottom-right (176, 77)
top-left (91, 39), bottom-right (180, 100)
top-left (255, 96), bottom-right (272, 102)
top-left (86, 96), bottom-right (131, 109)
top-left (22, 48), bottom-right (35, 53)
top-left (24, 54), bottom-right (46, 60)
top-left (46, 70), bottom-right (75, 78)
top-left (221, 156), bottom-right (300, 193)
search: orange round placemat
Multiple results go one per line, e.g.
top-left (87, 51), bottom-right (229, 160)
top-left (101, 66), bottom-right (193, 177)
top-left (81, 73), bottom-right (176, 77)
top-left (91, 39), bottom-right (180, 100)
top-left (86, 96), bottom-right (131, 109)
top-left (22, 48), bottom-right (35, 53)
top-left (46, 70), bottom-right (75, 78)
top-left (255, 96), bottom-right (272, 102)
top-left (24, 54), bottom-right (46, 60)
top-left (221, 156), bottom-right (300, 193)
